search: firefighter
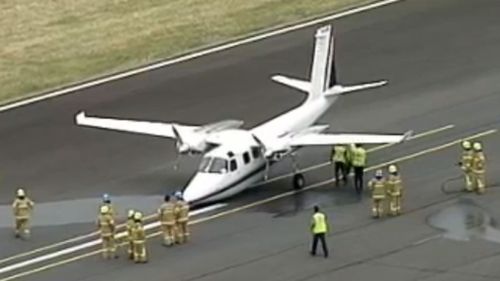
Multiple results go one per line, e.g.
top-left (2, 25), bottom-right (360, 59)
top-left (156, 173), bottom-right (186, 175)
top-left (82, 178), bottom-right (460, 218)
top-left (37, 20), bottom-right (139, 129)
top-left (351, 144), bottom-right (367, 194)
top-left (100, 193), bottom-right (115, 217)
top-left (368, 169), bottom-right (387, 218)
top-left (97, 205), bottom-right (117, 259)
top-left (131, 211), bottom-right (148, 263)
top-left (158, 194), bottom-right (177, 246)
top-left (458, 140), bottom-right (474, 192)
top-left (386, 164), bottom-right (403, 216)
top-left (12, 188), bottom-right (34, 239)
top-left (126, 209), bottom-right (135, 259)
top-left (471, 141), bottom-right (486, 194)
top-left (331, 145), bottom-right (348, 185)
top-left (174, 192), bottom-right (190, 244)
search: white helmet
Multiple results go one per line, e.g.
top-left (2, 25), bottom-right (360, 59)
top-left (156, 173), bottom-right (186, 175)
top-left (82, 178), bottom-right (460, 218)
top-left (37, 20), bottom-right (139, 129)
top-left (462, 140), bottom-right (472, 150)
top-left (16, 188), bottom-right (26, 197)
top-left (388, 164), bottom-right (398, 174)
top-left (375, 169), bottom-right (383, 178)
top-left (127, 209), bottom-right (135, 218)
top-left (473, 142), bottom-right (482, 151)
top-left (133, 212), bottom-right (143, 221)
top-left (174, 191), bottom-right (183, 200)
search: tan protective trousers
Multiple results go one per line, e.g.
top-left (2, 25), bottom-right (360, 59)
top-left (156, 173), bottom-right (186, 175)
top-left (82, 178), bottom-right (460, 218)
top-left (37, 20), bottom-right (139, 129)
top-left (473, 172), bottom-right (486, 194)
top-left (161, 224), bottom-right (176, 246)
top-left (389, 195), bottom-right (402, 216)
top-left (15, 218), bottom-right (30, 238)
top-left (133, 241), bottom-right (147, 263)
top-left (176, 222), bottom-right (189, 243)
top-left (463, 170), bottom-right (474, 191)
top-left (371, 197), bottom-right (385, 218)
top-left (101, 235), bottom-right (117, 259)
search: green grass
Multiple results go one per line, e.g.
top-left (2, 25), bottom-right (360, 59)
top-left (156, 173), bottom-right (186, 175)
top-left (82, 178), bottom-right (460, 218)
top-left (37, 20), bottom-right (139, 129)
top-left (0, 0), bottom-right (375, 103)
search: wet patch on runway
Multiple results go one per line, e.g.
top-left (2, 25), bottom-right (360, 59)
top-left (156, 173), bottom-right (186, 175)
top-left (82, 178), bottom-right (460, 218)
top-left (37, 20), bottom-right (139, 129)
top-left (0, 195), bottom-right (166, 228)
top-left (252, 186), bottom-right (362, 217)
top-left (427, 198), bottom-right (500, 243)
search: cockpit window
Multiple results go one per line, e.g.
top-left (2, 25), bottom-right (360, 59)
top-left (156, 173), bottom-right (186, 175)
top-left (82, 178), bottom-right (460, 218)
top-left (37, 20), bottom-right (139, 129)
top-left (198, 157), bottom-right (228, 173)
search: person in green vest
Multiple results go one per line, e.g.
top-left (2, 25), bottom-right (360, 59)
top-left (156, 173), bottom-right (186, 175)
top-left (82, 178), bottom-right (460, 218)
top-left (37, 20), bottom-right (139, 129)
top-left (331, 145), bottom-right (348, 186)
top-left (310, 205), bottom-right (329, 258)
top-left (350, 144), bottom-right (367, 194)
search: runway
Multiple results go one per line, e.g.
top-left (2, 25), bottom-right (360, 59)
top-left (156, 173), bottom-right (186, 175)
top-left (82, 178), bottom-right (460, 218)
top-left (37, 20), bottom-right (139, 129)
top-left (1, 0), bottom-right (500, 280)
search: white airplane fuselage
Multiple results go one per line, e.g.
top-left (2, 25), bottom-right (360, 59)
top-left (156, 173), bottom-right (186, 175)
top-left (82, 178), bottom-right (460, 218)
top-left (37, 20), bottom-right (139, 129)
top-left (182, 94), bottom-right (338, 204)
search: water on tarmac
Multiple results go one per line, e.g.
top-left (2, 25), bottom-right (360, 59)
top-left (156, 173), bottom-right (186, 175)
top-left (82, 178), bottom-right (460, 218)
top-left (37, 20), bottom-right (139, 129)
top-left (427, 198), bottom-right (500, 243)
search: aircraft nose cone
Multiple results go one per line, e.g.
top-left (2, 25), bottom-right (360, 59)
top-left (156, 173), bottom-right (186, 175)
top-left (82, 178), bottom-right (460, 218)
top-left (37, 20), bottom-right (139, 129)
top-left (183, 173), bottom-right (218, 204)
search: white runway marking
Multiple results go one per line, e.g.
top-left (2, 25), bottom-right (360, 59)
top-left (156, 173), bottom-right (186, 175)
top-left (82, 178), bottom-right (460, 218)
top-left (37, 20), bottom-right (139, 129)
top-left (0, 203), bottom-right (226, 275)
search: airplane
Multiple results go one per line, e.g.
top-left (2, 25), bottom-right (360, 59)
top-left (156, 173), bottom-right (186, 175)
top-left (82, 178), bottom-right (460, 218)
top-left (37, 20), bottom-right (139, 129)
top-left (74, 24), bottom-right (411, 205)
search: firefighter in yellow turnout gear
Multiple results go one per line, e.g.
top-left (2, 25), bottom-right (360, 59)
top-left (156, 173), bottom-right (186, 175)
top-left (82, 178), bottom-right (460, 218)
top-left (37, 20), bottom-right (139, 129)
top-left (126, 209), bottom-right (136, 259)
top-left (386, 164), bottom-right (403, 216)
top-left (368, 170), bottom-right (387, 218)
top-left (174, 192), bottom-right (190, 243)
top-left (12, 188), bottom-right (34, 239)
top-left (131, 212), bottom-right (148, 263)
top-left (158, 195), bottom-right (177, 246)
top-left (471, 142), bottom-right (486, 194)
top-left (97, 205), bottom-right (117, 259)
top-left (458, 140), bottom-right (474, 192)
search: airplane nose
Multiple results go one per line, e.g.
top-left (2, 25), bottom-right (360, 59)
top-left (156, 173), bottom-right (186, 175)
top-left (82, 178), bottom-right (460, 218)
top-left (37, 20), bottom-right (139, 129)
top-left (183, 174), bottom-right (218, 204)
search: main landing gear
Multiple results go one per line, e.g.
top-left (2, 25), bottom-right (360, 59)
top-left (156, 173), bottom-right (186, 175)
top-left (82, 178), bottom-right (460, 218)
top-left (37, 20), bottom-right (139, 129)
top-left (291, 152), bottom-right (305, 190)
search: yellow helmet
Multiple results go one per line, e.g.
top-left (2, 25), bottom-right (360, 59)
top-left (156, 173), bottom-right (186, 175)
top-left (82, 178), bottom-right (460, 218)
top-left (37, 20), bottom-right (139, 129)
top-left (16, 188), bottom-right (26, 197)
top-left (100, 205), bottom-right (110, 214)
top-left (133, 212), bottom-right (143, 221)
top-left (127, 209), bottom-right (135, 218)
top-left (375, 169), bottom-right (383, 178)
top-left (473, 142), bottom-right (482, 151)
top-left (462, 140), bottom-right (471, 150)
top-left (388, 164), bottom-right (398, 174)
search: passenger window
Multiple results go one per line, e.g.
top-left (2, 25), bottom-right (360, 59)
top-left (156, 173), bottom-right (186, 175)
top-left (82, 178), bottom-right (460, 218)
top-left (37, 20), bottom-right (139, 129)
top-left (243, 152), bottom-right (250, 164)
top-left (230, 159), bottom-right (237, 171)
top-left (251, 147), bottom-right (260, 159)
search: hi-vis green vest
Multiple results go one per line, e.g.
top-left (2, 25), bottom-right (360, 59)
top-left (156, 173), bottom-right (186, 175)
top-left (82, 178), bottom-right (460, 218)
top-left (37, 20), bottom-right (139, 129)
top-left (332, 146), bottom-right (347, 163)
top-left (352, 147), bottom-right (367, 167)
top-left (312, 212), bottom-right (327, 234)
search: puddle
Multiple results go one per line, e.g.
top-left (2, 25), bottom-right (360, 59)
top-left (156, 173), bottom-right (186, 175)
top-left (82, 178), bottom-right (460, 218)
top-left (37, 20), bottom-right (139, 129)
top-left (427, 198), bottom-right (500, 243)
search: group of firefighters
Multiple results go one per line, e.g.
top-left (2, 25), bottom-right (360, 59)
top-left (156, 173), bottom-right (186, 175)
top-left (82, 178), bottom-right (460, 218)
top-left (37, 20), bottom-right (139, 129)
top-left (331, 139), bottom-right (487, 218)
top-left (12, 190), bottom-right (190, 263)
top-left (10, 140), bottom-right (488, 260)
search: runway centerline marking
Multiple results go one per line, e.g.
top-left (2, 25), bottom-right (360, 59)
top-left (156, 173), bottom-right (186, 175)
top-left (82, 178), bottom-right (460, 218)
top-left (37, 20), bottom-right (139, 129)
top-left (0, 124), bottom-right (450, 266)
top-left (0, 0), bottom-right (405, 112)
top-left (1, 127), bottom-right (496, 281)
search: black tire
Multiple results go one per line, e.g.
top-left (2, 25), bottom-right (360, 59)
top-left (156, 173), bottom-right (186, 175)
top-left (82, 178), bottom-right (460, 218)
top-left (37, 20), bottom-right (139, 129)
top-left (293, 173), bottom-right (305, 190)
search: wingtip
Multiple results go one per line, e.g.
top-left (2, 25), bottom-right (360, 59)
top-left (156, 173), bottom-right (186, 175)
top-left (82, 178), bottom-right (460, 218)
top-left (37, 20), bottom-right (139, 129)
top-left (402, 130), bottom-right (413, 141)
top-left (75, 111), bottom-right (86, 123)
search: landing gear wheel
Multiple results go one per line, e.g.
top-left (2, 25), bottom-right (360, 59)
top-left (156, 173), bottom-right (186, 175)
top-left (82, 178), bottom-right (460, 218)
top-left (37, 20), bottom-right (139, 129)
top-left (293, 173), bottom-right (305, 190)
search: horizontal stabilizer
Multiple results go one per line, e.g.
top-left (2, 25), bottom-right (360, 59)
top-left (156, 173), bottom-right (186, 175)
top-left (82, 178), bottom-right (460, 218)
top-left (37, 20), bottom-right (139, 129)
top-left (324, 80), bottom-right (387, 97)
top-left (271, 75), bottom-right (311, 93)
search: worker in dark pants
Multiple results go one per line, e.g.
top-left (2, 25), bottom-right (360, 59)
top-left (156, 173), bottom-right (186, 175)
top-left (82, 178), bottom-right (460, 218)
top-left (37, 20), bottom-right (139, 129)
top-left (310, 206), bottom-right (329, 258)
top-left (350, 144), bottom-right (367, 194)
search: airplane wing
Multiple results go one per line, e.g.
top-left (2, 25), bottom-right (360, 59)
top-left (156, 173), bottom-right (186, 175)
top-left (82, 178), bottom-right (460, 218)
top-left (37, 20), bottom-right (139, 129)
top-left (75, 111), bottom-right (193, 138)
top-left (289, 132), bottom-right (411, 146)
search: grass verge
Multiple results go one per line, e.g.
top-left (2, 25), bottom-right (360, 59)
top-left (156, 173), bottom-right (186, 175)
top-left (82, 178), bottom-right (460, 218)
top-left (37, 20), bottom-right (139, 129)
top-left (0, 0), bottom-right (376, 104)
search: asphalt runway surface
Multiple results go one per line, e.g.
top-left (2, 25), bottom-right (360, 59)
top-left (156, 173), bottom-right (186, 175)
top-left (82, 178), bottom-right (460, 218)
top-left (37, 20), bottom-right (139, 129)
top-left (1, 0), bottom-right (500, 280)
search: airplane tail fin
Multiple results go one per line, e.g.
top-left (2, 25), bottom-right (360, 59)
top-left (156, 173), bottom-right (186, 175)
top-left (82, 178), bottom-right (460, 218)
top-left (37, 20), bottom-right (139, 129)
top-left (271, 24), bottom-right (387, 100)
top-left (271, 25), bottom-right (336, 101)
